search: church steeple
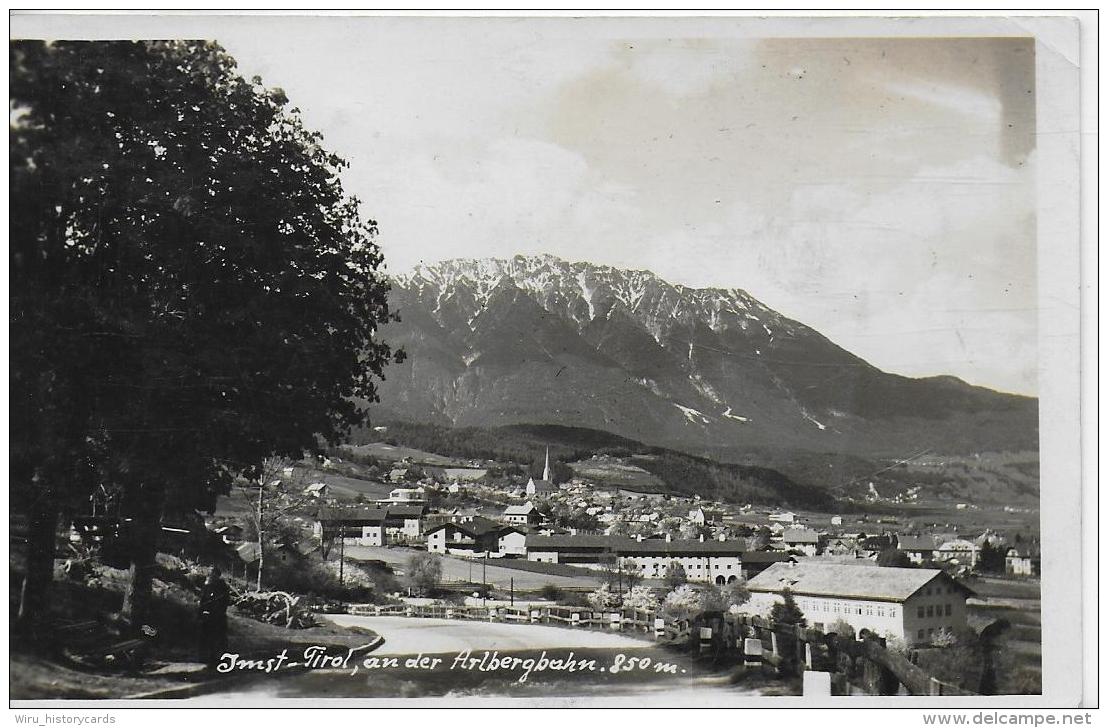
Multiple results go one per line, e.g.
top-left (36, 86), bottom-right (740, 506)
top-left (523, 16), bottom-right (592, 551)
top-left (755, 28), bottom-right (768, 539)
top-left (542, 447), bottom-right (551, 482)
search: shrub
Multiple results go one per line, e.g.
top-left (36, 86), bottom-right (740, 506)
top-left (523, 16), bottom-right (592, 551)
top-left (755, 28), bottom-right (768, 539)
top-left (661, 584), bottom-right (701, 620)
top-left (586, 583), bottom-right (620, 611)
top-left (539, 584), bottom-right (563, 602)
top-left (826, 618), bottom-right (857, 640)
top-left (621, 585), bottom-right (659, 611)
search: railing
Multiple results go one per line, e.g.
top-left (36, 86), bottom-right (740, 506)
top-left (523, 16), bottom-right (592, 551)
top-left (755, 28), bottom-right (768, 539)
top-left (340, 604), bottom-right (976, 696)
top-left (344, 602), bottom-right (675, 640)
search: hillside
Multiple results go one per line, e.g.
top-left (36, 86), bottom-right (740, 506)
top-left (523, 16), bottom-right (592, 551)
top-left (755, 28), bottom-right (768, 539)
top-left (373, 254), bottom-right (1038, 461)
top-left (353, 421), bottom-right (836, 509)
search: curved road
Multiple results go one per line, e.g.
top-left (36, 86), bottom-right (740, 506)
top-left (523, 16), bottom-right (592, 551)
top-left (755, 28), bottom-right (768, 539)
top-left (322, 614), bottom-right (650, 655)
top-left (190, 615), bottom-right (755, 702)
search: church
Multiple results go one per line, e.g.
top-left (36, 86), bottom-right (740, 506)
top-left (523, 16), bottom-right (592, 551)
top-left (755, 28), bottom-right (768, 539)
top-left (525, 448), bottom-right (558, 496)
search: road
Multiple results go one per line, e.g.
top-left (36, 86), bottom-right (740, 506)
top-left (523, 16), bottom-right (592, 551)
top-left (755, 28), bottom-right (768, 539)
top-left (188, 615), bottom-right (760, 702)
top-left (344, 545), bottom-right (606, 590)
top-left (321, 614), bottom-right (648, 655)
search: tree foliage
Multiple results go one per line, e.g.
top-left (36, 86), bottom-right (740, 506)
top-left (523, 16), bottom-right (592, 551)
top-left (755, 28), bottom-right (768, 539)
top-left (976, 540), bottom-right (1007, 574)
top-left (10, 40), bottom-right (398, 624)
top-left (663, 562), bottom-right (688, 590)
top-left (699, 579), bottom-right (751, 614)
top-left (877, 548), bottom-right (915, 568)
top-left (404, 553), bottom-right (442, 596)
top-left (586, 582), bottom-right (620, 611)
top-left (661, 584), bottom-right (701, 620)
top-left (770, 589), bottom-right (807, 627)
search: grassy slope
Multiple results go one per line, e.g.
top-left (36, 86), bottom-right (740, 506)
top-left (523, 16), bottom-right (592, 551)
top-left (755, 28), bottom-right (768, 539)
top-left (355, 421), bottom-right (835, 510)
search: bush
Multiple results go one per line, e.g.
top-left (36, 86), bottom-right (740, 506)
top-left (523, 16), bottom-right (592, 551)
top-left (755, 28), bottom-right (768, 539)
top-left (661, 584), bottom-right (701, 620)
top-left (826, 618), bottom-right (857, 640)
top-left (539, 584), bottom-right (563, 602)
top-left (405, 553), bottom-right (443, 596)
top-left (663, 563), bottom-right (688, 590)
top-left (586, 583), bottom-right (620, 611)
top-left (621, 585), bottom-right (659, 611)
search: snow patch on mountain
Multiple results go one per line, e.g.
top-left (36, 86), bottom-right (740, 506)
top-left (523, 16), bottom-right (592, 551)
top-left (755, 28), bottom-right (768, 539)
top-left (721, 407), bottom-right (749, 423)
top-left (673, 403), bottom-right (712, 426)
top-left (800, 410), bottom-right (827, 431)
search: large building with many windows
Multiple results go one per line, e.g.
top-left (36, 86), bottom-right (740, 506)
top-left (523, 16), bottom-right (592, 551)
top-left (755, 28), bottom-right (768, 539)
top-left (524, 534), bottom-right (747, 584)
top-left (744, 561), bottom-right (975, 646)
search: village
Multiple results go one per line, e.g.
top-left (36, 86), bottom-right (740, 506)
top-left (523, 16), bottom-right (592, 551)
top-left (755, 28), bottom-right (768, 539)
top-left (35, 433), bottom-right (1044, 699)
top-left (179, 439), bottom-right (1039, 674)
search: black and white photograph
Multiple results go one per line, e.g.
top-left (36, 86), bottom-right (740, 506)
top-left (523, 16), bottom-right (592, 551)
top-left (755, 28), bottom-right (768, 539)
top-left (8, 12), bottom-right (1092, 712)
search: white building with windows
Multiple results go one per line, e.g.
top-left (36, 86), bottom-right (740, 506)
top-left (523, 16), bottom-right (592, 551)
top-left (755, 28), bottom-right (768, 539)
top-left (524, 534), bottom-right (747, 584)
top-left (744, 562), bottom-right (975, 646)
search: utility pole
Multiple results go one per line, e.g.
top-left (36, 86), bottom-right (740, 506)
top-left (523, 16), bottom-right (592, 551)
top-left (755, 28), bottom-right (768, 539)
top-left (510, 577), bottom-right (514, 607)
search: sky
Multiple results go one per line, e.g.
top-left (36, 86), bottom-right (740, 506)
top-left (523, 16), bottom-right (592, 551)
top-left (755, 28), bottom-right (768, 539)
top-left (211, 18), bottom-right (1037, 396)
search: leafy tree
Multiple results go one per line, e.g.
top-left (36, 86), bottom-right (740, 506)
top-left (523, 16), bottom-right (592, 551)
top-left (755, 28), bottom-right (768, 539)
top-left (976, 540), bottom-right (1007, 574)
top-left (621, 585), bottom-right (658, 611)
top-left (404, 553), bottom-right (442, 597)
top-left (661, 584), bottom-right (701, 620)
top-left (539, 584), bottom-right (562, 602)
top-left (618, 558), bottom-right (642, 590)
top-left (10, 41), bottom-right (399, 627)
top-left (663, 562), bottom-right (688, 590)
top-left (770, 589), bottom-right (807, 627)
top-left (698, 579), bottom-right (751, 613)
top-left (586, 582), bottom-right (620, 611)
top-left (239, 457), bottom-right (316, 590)
top-left (826, 617), bottom-right (857, 640)
top-left (877, 548), bottom-right (915, 568)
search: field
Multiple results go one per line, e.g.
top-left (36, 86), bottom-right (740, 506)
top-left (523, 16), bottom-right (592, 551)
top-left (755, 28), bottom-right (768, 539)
top-left (568, 454), bottom-right (666, 491)
top-left (966, 576), bottom-right (1041, 693)
top-left (341, 545), bottom-right (607, 591)
top-left (340, 442), bottom-right (470, 466)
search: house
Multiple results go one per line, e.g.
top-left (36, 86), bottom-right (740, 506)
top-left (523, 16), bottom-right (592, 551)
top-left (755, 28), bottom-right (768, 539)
top-left (388, 468), bottom-right (409, 483)
top-left (688, 507), bottom-right (708, 525)
top-left (744, 561), bottom-right (976, 646)
top-left (781, 528), bottom-right (821, 556)
top-left (425, 517), bottom-right (523, 557)
top-left (212, 524), bottom-right (245, 545)
top-left (384, 504), bottom-right (426, 543)
top-left (503, 502), bottom-right (544, 527)
top-left (315, 507), bottom-right (388, 547)
top-left (935, 538), bottom-right (979, 568)
top-left (497, 526), bottom-right (528, 557)
top-left (1005, 547), bottom-right (1040, 577)
top-left (897, 535), bottom-right (939, 564)
top-left (524, 534), bottom-right (748, 584)
top-left (236, 541), bottom-right (262, 565)
top-left (768, 511), bottom-right (797, 523)
top-left (384, 486), bottom-right (426, 504)
top-left (739, 551), bottom-right (796, 579)
top-left (830, 516), bottom-right (843, 526)
top-left (304, 483), bottom-right (329, 498)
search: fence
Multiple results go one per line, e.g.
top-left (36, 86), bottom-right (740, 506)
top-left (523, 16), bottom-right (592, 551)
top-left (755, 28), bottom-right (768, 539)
top-left (342, 603), bottom-right (975, 696)
top-left (346, 602), bottom-right (683, 639)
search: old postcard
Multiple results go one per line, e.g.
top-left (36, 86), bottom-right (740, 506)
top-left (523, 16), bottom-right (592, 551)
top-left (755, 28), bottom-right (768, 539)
top-left (7, 12), bottom-right (1090, 712)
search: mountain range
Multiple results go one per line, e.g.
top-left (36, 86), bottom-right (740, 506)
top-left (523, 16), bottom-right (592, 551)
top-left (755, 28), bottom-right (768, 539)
top-left (371, 254), bottom-right (1037, 463)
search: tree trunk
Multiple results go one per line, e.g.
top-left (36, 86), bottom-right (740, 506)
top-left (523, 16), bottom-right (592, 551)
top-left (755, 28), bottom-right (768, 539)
top-left (120, 487), bottom-right (164, 627)
top-left (18, 495), bottom-right (59, 629)
top-left (255, 483), bottom-right (264, 591)
top-left (256, 540), bottom-right (265, 592)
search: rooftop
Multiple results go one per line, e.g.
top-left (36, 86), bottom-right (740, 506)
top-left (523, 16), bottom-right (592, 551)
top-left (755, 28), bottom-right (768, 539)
top-left (747, 562), bottom-right (975, 602)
